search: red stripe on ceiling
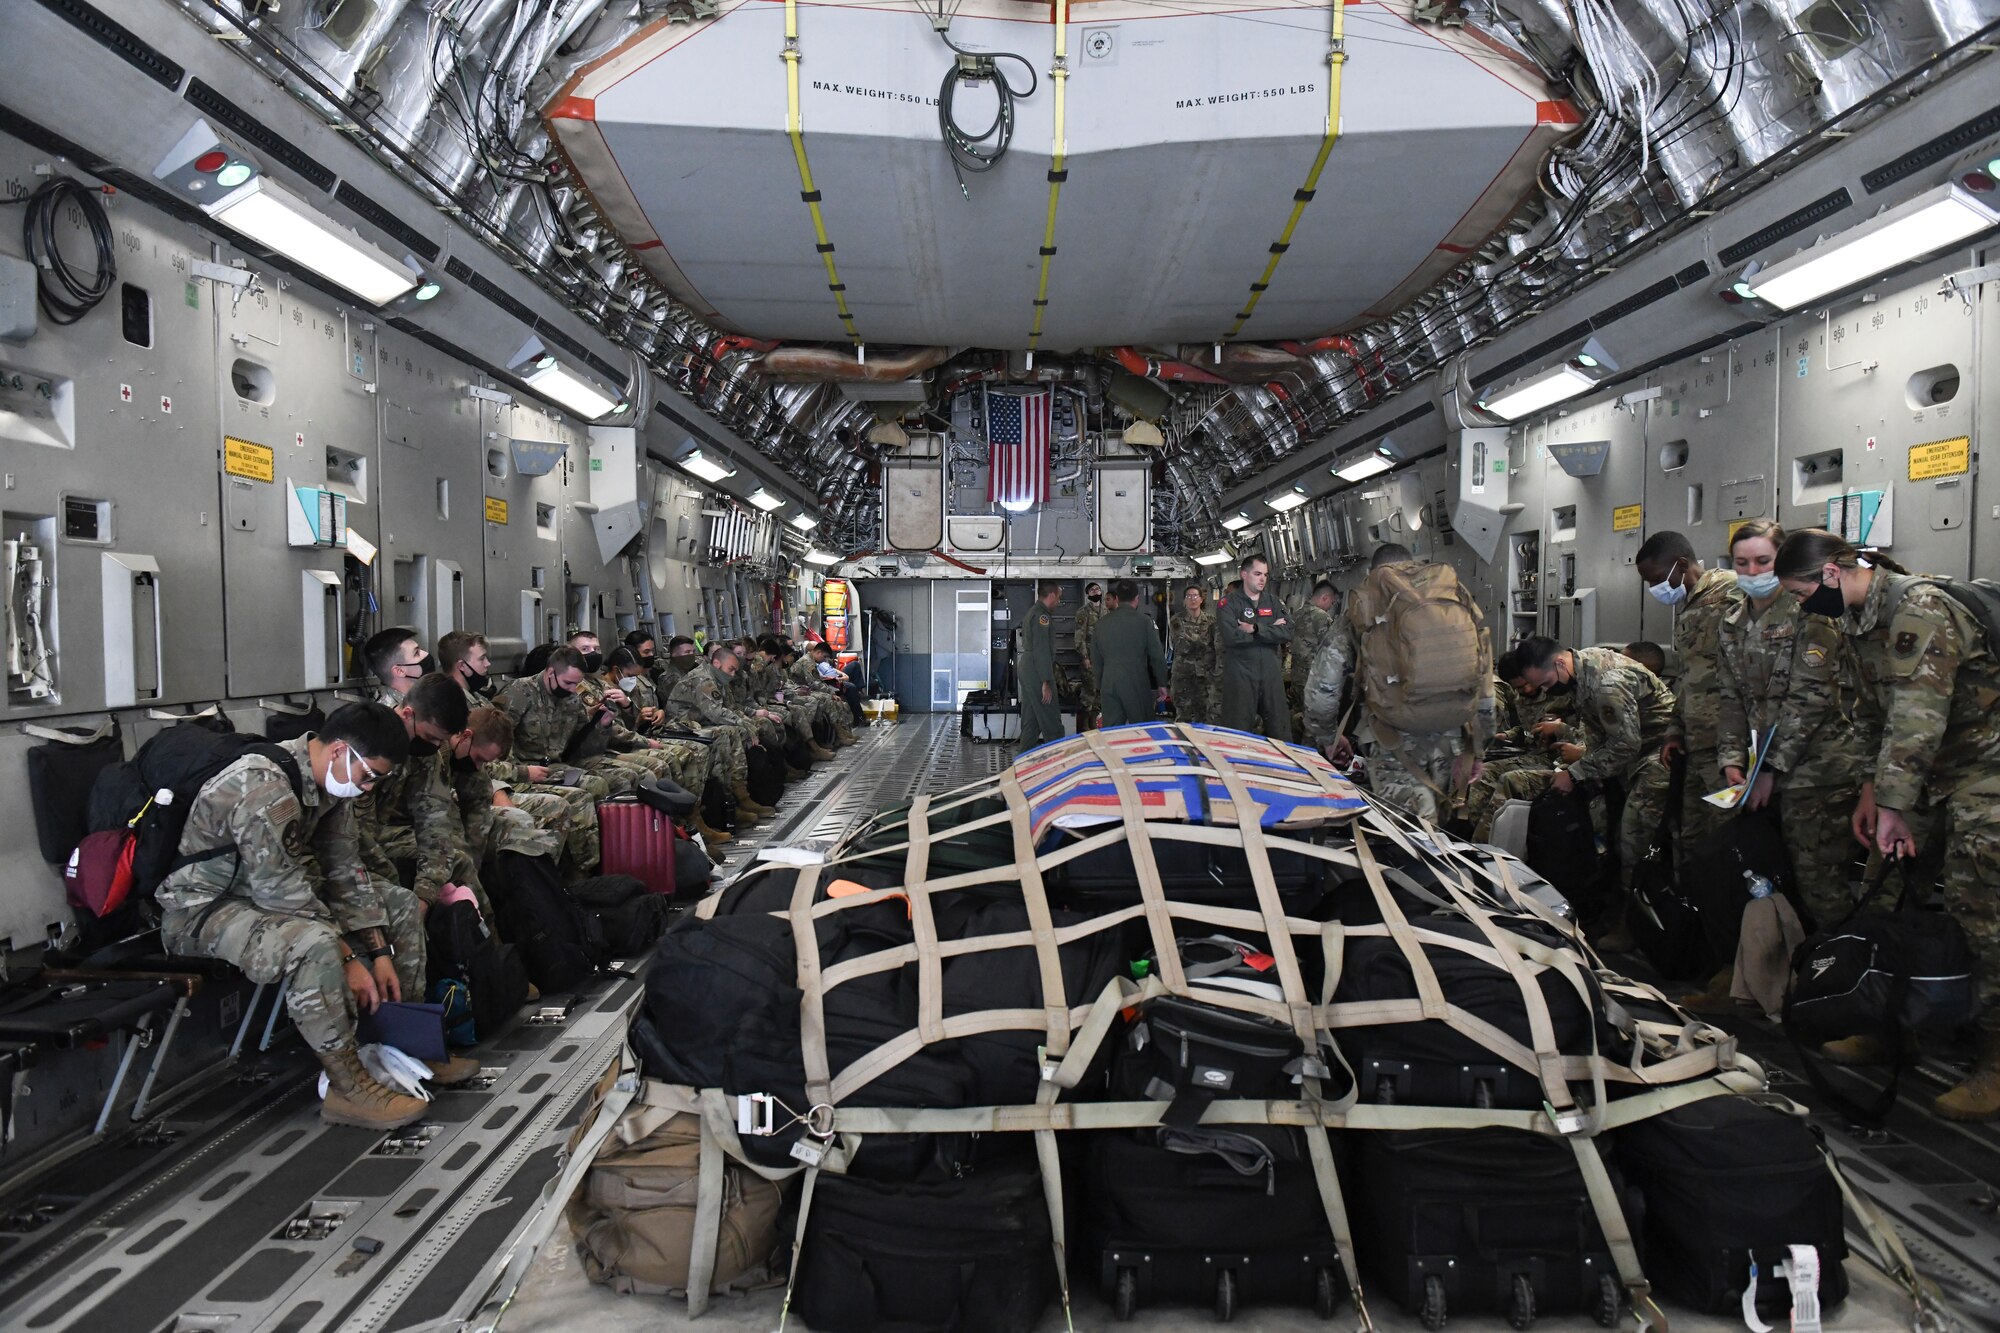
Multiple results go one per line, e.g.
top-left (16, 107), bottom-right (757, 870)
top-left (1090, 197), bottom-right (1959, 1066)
top-left (1538, 99), bottom-right (1584, 126)
top-left (632, 239), bottom-right (664, 250)
top-left (548, 96), bottom-right (596, 121)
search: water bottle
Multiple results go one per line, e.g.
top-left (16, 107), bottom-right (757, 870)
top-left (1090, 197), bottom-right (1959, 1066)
top-left (1744, 870), bottom-right (1773, 900)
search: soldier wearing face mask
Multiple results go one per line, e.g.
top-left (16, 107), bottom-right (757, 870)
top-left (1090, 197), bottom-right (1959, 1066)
top-left (495, 647), bottom-right (672, 800)
top-left (157, 703), bottom-right (477, 1128)
top-left (354, 673), bottom-right (481, 914)
top-left (364, 627), bottom-right (435, 708)
top-left (568, 628), bottom-right (606, 676)
top-left (1635, 531), bottom-right (1743, 880)
top-left (586, 648), bottom-right (718, 799)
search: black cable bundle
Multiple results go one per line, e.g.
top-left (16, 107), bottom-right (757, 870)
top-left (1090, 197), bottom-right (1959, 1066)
top-left (21, 176), bottom-right (116, 326)
top-left (936, 35), bottom-right (1037, 183)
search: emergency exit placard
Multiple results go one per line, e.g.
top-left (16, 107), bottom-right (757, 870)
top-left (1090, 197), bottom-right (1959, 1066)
top-left (484, 496), bottom-right (509, 524)
top-left (223, 436), bottom-right (275, 483)
top-left (1612, 504), bottom-right (1643, 532)
top-left (1908, 436), bottom-right (1969, 482)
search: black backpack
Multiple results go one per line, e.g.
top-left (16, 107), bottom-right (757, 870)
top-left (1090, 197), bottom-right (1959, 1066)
top-left (425, 898), bottom-right (531, 1040)
top-left (746, 744), bottom-right (786, 807)
top-left (27, 721), bottom-right (123, 864)
top-left (568, 874), bottom-right (674, 956)
top-left (813, 714), bottom-right (837, 747)
top-left (87, 725), bottom-right (305, 901)
top-left (784, 732), bottom-right (813, 772)
top-left (1525, 786), bottom-right (1604, 907)
top-left (1686, 811), bottom-right (1797, 958)
top-left (485, 851), bottom-right (607, 992)
top-left (703, 776), bottom-right (737, 833)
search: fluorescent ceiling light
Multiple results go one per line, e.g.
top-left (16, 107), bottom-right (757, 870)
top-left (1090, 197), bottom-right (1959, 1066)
top-left (522, 358), bottom-right (620, 420)
top-left (1220, 511), bottom-right (1254, 532)
top-left (1267, 487), bottom-right (1311, 513)
top-left (746, 488), bottom-right (786, 512)
top-left (1193, 549), bottom-right (1234, 566)
top-left (681, 450), bottom-right (736, 483)
top-left (205, 177), bottom-right (417, 306)
top-left (803, 549), bottom-right (840, 566)
top-left (1480, 363), bottom-right (1599, 421)
top-left (788, 512), bottom-right (820, 531)
top-left (1747, 183), bottom-right (2000, 311)
top-left (1333, 453), bottom-right (1394, 482)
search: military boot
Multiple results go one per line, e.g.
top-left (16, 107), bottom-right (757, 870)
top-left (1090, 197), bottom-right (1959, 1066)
top-left (318, 1046), bottom-right (428, 1129)
top-left (834, 726), bottom-right (859, 747)
top-left (424, 1054), bottom-right (483, 1087)
top-left (1820, 1033), bottom-right (1894, 1065)
top-left (808, 741), bottom-right (838, 762)
top-left (731, 783), bottom-right (775, 820)
top-left (693, 812), bottom-right (733, 846)
top-left (1935, 1030), bottom-right (2000, 1122)
top-left (1676, 965), bottom-right (1740, 1017)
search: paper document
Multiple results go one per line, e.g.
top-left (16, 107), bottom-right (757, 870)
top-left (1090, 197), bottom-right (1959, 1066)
top-left (1703, 728), bottom-right (1771, 809)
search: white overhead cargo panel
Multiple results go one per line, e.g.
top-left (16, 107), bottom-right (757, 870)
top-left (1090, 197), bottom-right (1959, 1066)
top-left (546, 0), bottom-right (1574, 350)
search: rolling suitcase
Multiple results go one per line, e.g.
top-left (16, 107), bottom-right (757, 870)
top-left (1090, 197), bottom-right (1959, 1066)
top-left (1353, 1127), bottom-right (1632, 1330)
top-left (599, 797), bottom-right (678, 897)
top-left (1087, 1126), bottom-right (1346, 1322)
top-left (1616, 1095), bottom-right (1847, 1319)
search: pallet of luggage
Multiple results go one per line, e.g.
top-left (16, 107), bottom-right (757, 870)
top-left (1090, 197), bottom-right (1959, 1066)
top-left (557, 722), bottom-right (1946, 1330)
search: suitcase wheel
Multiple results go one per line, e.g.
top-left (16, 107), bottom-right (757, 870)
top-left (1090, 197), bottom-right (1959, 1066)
top-left (1506, 1273), bottom-right (1535, 1330)
top-left (1314, 1266), bottom-right (1343, 1320)
top-left (1420, 1274), bottom-right (1448, 1332)
top-left (1593, 1273), bottom-right (1622, 1328)
top-left (1113, 1268), bottom-right (1139, 1322)
top-left (1214, 1268), bottom-right (1238, 1323)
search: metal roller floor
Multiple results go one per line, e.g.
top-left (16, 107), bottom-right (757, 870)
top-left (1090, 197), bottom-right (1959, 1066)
top-left (0, 719), bottom-right (1981, 1331)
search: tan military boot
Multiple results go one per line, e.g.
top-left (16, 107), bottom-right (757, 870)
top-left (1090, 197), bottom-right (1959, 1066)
top-left (318, 1046), bottom-right (428, 1129)
top-left (1677, 966), bottom-right (1740, 1017)
top-left (1935, 1030), bottom-right (2000, 1122)
top-left (834, 726), bottom-right (859, 747)
top-left (808, 741), bottom-right (838, 762)
top-left (693, 812), bottom-right (733, 845)
top-left (424, 1054), bottom-right (483, 1087)
top-left (1820, 1033), bottom-right (1894, 1066)
top-left (731, 783), bottom-right (774, 820)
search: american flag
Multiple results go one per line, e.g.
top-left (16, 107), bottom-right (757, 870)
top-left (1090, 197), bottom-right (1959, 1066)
top-left (986, 386), bottom-right (1052, 512)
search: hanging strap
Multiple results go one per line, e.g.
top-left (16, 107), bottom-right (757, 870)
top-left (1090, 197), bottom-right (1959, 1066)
top-left (23, 719), bottom-right (115, 745)
top-left (1822, 1146), bottom-right (1959, 1332)
top-left (787, 864), bottom-right (833, 1112)
top-left (1566, 1134), bottom-right (1660, 1330)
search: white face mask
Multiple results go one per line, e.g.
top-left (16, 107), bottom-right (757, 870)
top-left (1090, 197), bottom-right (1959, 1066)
top-left (1736, 571), bottom-right (1781, 599)
top-left (325, 745), bottom-right (368, 800)
top-left (1646, 558), bottom-right (1688, 606)
top-left (619, 676), bottom-right (640, 693)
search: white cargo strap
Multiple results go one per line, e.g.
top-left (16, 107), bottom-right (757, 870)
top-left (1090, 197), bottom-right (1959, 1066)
top-left (22, 719), bottom-right (114, 745)
top-left (687, 1103), bottom-right (728, 1319)
top-left (1349, 825), bottom-right (1452, 1021)
top-left (786, 864), bottom-right (834, 1111)
top-left (999, 768), bottom-right (1077, 1060)
top-left (905, 797), bottom-right (947, 1044)
top-left (469, 1050), bottom-right (639, 1333)
top-left (1821, 1147), bottom-right (1961, 1332)
top-left (1564, 1133), bottom-right (1660, 1332)
top-left (776, 1164), bottom-right (820, 1333)
top-left (1077, 731), bottom-right (1188, 997)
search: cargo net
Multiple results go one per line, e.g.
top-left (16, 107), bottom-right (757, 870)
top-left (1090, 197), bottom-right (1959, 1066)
top-left (555, 724), bottom-right (1947, 1331)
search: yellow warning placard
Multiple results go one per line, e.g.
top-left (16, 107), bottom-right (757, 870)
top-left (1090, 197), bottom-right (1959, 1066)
top-left (223, 436), bottom-right (274, 483)
top-left (1612, 504), bottom-right (1643, 532)
top-left (484, 496), bottom-right (509, 525)
top-left (1908, 436), bottom-right (1970, 482)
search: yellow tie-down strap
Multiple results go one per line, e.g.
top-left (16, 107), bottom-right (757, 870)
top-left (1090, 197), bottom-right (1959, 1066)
top-left (1223, 0), bottom-right (1349, 342)
top-left (1027, 0), bottom-right (1070, 351)
top-left (780, 0), bottom-right (860, 346)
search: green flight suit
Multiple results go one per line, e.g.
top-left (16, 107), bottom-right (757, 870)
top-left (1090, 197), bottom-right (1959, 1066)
top-left (1217, 585), bottom-right (1293, 741)
top-left (1093, 605), bottom-right (1168, 727)
top-left (1017, 602), bottom-right (1065, 749)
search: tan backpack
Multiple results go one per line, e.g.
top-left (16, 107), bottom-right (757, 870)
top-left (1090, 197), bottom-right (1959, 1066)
top-left (564, 1072), bottom-right (786, 1297)
top-left (1347, 561), bottom-right (1489, 738)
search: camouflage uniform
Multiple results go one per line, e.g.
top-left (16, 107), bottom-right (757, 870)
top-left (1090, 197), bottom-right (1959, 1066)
top-left (1845, 571), bottom-right (2000, 1029)
top-left (1307, 613), bottom-right (1494, 823)
top-left (495, 675), bottom-right (644, 798)
top-left (719, 661), bottom-right (787, 750)
top-left (1286, 601), bottom-right (1336, 733)
top-left (467, 679), bottom-right (604, 867)
top-left (1075, 598), bottom-right (1106, 725)
top-left (576, 674), bottom-right (708, 792)
top-left (157, 736), bottom-right (424, 1054)
top-left (666, 663), bottom-right (757, 786)
top-left (1169, 608), bottom-right (1217, 725)
top-left (1461, 681), bottom-right (1578, 837)
top-left (1479, 647), bottom-right (1677, 894)
top-left (789, 655), bottom-right (855, 737)
top-left (1669, 567), bottom-right (1744, 873)
top-left (746, 656), bottom-right (816, 750)
top-left (355, 745), bottom-right (480, 911)
top-left (1717, 597), bottom-right (1869, 926)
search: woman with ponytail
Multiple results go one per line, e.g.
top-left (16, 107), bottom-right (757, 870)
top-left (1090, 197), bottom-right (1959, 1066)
top-left (1776, 528), bottom-right (2000, 1121)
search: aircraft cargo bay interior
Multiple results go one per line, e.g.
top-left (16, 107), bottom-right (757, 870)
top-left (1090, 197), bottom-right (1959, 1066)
top-left (2, 0), bottom-right (2000, 1329)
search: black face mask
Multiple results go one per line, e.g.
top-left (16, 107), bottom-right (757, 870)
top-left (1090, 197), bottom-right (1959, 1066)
top-left (638, 653), bottom-right (656, 670)
top-left (671, 656), bottom-right (699, 675)
top-left (578, 651), bottom-right (603, 673)
top-left (1088, 593), bottom-right (1101, 603)
top-left (546, 673), bottom-right (572, 698)
top-left (1801, 582), bottom-right (1845, 618)
top-left (462, 668), bottom-right (490, 694)
top-left (418, 654), bottom-right (438, 676)
top-left (452, 754), bottom-right (479, 774)
top-left (407, 737), bottom-right (440, 757)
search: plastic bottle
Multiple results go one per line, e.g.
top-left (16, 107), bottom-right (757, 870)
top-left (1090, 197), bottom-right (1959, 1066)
top-left (1744, 870), bottom-right (1773, 900)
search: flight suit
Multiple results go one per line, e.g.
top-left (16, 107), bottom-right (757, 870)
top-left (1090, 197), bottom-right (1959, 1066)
top-left (1093, 605), bottom-right (1168, 727)
top-left (1286, 601), bottom-right (1336, 734)
top-left (1670, 567), bottom-right (1744, 873)
top-left (1217, 585), bottom-right (1293, 741)
top-left (1169, 608), bottom-right (1216, 725)
top-left (157, 738), bottom-right (425, 1055)
top-left (1016, 602), bottom-right (1064, 749)
top-left (1075, 597), bottom-right (1106, 726)
top-left (1845, 572), bottom-right (2000, 1030)
top-left (1481, 647), bottom-right (1677, 896)
top-left (1717, 596), bottom-right (1869, 926)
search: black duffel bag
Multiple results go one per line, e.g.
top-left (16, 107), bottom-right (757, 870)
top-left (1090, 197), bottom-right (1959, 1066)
top-left (746, 744), bottom-right (786, 807)
top-left (1627, 817), bottom-right (1709, 981)
top-left (1783, 860), bottom-right (1976, 1046)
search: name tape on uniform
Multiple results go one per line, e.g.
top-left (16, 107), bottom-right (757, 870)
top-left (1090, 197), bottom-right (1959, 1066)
top-left (224, 436), bottom-right (275, 483)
